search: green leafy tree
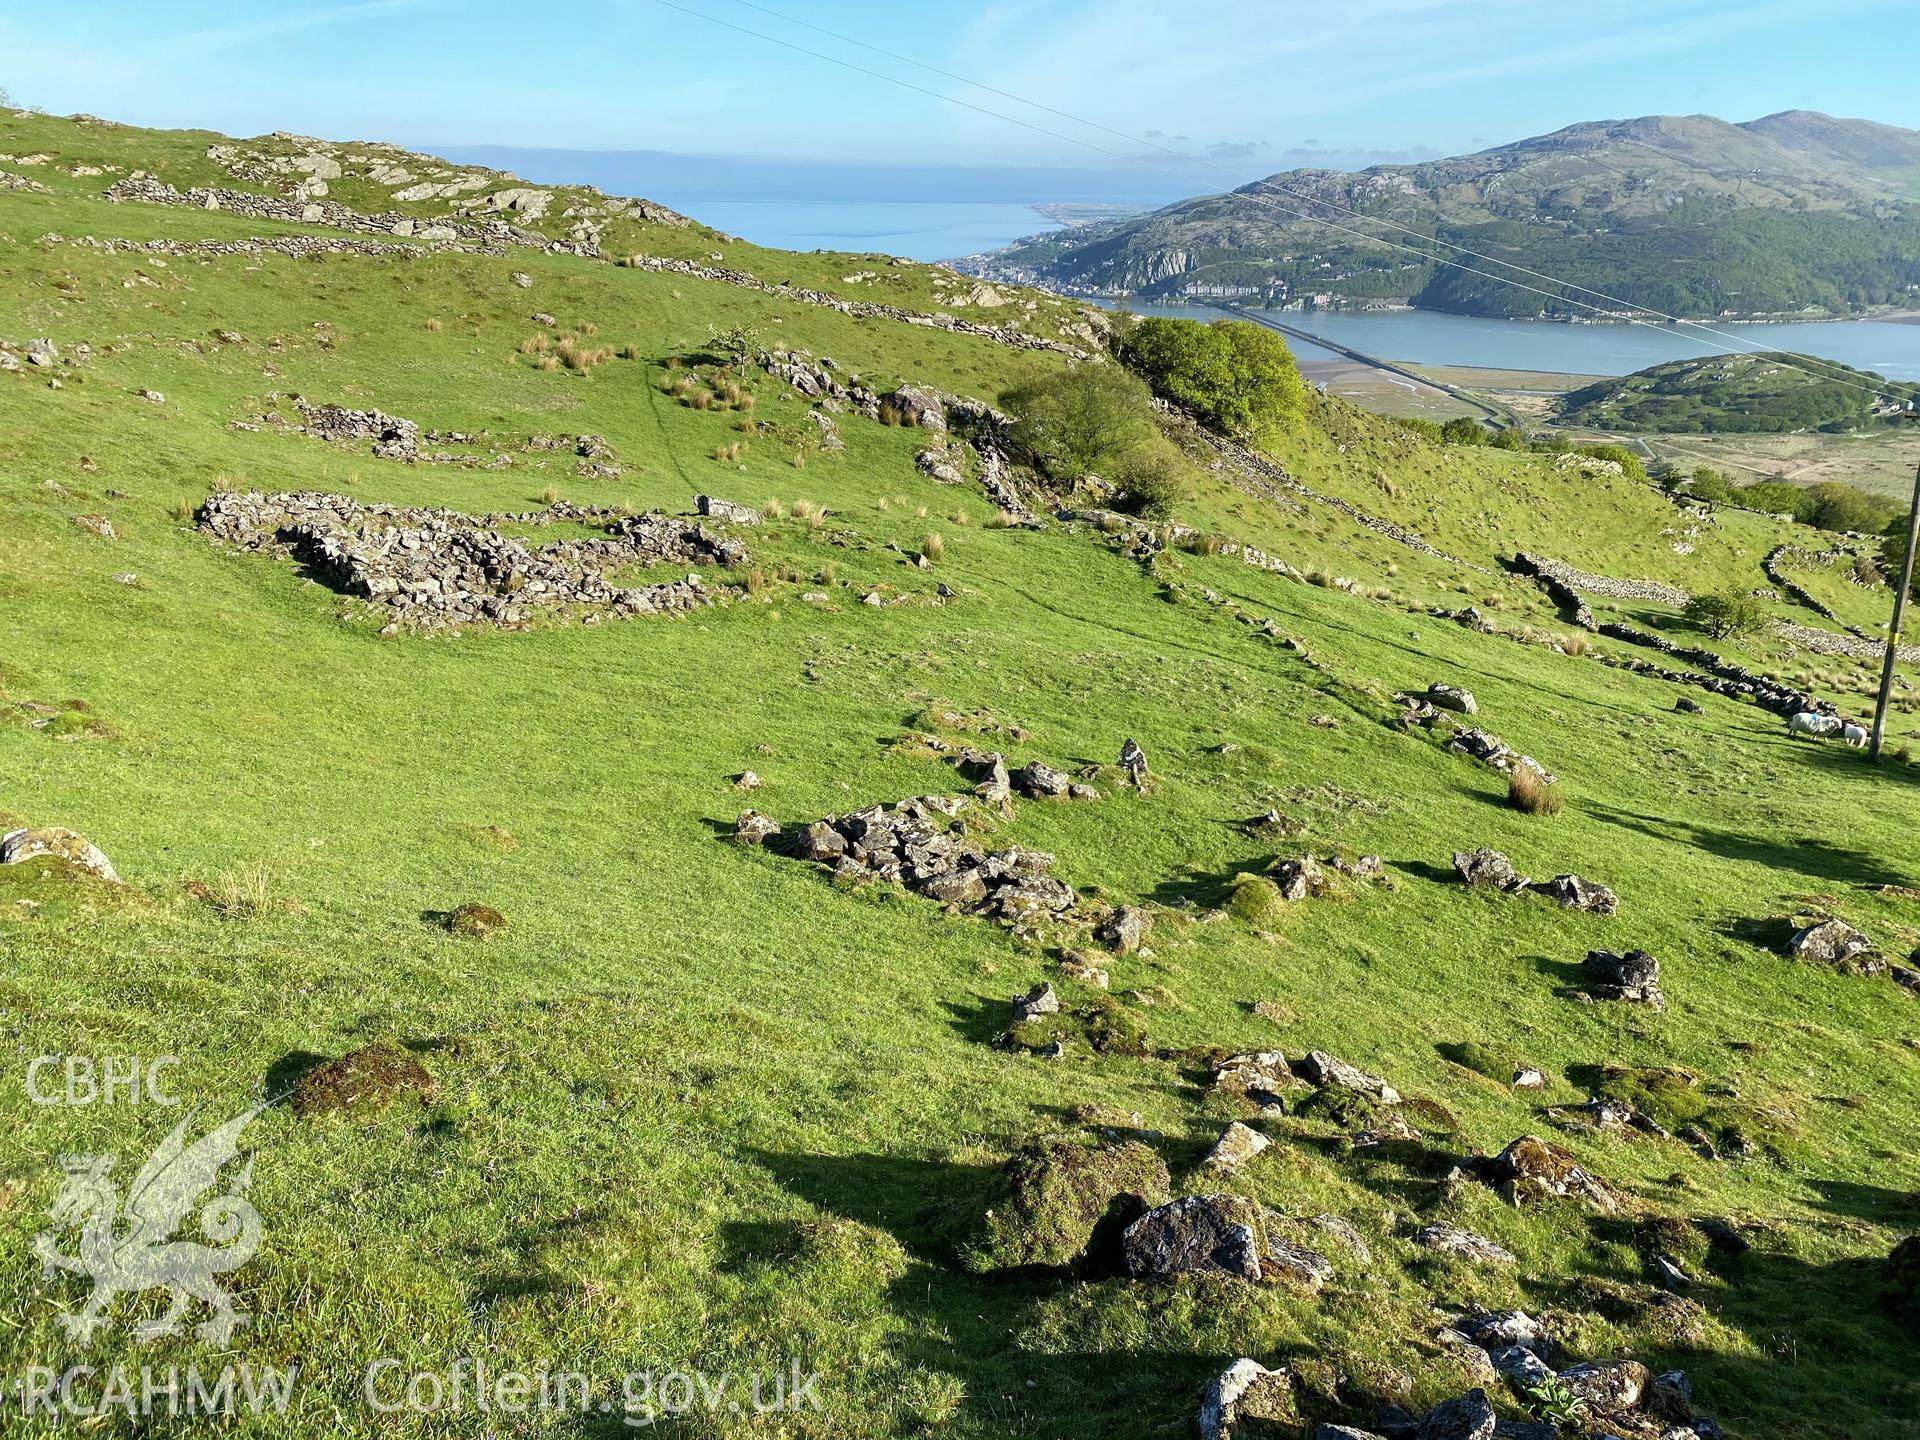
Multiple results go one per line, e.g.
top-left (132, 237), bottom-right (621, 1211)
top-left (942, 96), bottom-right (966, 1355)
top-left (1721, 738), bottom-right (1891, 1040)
top-left (1439, 416), bottom-right (1490, 446)
top-left (1687, 466), bottom-right (1734, 504)
top-left (1804, 481), bottom-right (1900, 535)
top-left (1685, 590), bottom-right (1771, 639)
top-left (999, 363), bottom-right (1156, 481)
top-left (1120, 317), bottom-right (1303, 444)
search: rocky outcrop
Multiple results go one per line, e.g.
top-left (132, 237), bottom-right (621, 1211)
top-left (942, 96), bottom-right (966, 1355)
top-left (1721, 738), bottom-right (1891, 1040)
top-left (198, 491), bottom-right (742, 631)
top-left (1, 826), bottom-right (120, 882)
top-left (1581, 949), bottom-right (1663, 1006)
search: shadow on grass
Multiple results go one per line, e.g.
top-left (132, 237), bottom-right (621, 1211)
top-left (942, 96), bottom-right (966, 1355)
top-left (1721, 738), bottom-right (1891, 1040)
top-left (1587, 804), bottom-right (1916, 889)
top-left (692, 1147), bottom-right (1236, 1440)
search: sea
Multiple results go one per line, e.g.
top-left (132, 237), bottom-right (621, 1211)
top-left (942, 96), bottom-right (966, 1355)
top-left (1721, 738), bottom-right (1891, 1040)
top-left (424, 145), bottom-right (1920, 382)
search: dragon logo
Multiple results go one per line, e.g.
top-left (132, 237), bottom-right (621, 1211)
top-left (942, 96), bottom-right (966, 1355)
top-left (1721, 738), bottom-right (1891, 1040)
top-left (32, 1104), bottom-right (267, 1346)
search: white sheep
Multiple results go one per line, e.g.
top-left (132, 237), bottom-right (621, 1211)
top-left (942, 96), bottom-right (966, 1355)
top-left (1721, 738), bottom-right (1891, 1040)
top-left (1842, 723), bottom-right (1869, 748)
top-left (1787, 711), bottom-right (1840, 739)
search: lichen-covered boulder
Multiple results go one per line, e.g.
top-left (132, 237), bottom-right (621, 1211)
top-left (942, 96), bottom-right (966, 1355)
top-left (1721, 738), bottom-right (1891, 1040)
top-left (1197, 1359), bottom-right (1300, 1440)
top-left (1414, 1223), bottom-right (1515, 1266)
top-left (1476, 1135), bottom-right (1615, 1211)
top-left (1582, 949), bottom-right (1663, 1006)
top-left (1557, 1359), bottom-right (1650, 1416)
top-left (1, 826), bottom-right (120, 883)
top-left (1122, 1193), bottom-right (1267, 1281)
top-left (1298, 1050), bottom-right (1401, 1105)
top-left (1453, 848), bottom-right (1528, 892)
top-left (1784, 918), bottom-right (1875, 969)
top-left (1415, 1388), bottom-right (1495, 1440)
top-left (969, 1133), bottom-right (1169, 1271)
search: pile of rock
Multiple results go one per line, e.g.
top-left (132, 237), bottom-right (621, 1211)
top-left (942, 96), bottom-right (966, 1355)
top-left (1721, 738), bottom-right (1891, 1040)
top-left (199, 491), bottom-right (744, 631)
top-left (740, 792), bottom-right (1080, 926)
top-left (1451, 848), bottom-right (1617, 915)
top-left (1446, 728), bottom-right (1553, 785)
top-left (296, 401), bottom-right (419, 459)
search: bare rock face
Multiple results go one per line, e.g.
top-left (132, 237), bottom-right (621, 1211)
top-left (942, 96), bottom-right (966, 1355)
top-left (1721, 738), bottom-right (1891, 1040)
top-left (885, 384), bottom-right (946, 430)
top-left (1272, 854), bottom-right (1331, 901)
top-left (1426, 683), bottom-right (1477, 714)
top-left (1415, 1388), bottom-right (1495, 1440)
top-left (1298, 1050), bottom-right (1401, 1105)
top-left (733, 810), bottom-right (781, 846)
top-left (1015, 760), bottom-right (1071, 798)
top-left (1122, 1194), bottom-right (1267, 1282)
top-left (1557, 1359), bottom-right (1651, 1417)
top-left (1204, 1121), bottom-right (1271, 1171)
top-left (1118, 737), bottom-right (1149, 786)
top-left (1013, 982), bottom-right (1060, 1022)
top-left (1415, 1223), bottom-right (1515, 1266)
top-left (1096, 905), bottom-right (1152, 955)
top-left (695, 493), bottom-right (761, 526)
top-left (1212, 1051), bottom-right (1294, 1110)
top-left (1, 826), bottom-right (120, 883)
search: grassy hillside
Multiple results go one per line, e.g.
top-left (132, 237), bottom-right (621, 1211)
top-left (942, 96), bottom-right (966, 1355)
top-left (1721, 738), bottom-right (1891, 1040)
top-left (971, 112), bottom-right (1920, 319)
top-left (3, 110), bottom-right (1919, 1440)
top-left (1560, 352), bottom-right (1920, 434)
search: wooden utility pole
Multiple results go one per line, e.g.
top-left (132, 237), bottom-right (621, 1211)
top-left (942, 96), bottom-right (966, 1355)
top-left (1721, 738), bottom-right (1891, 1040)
top-left (1870, 461), bottom-right (1920, 761)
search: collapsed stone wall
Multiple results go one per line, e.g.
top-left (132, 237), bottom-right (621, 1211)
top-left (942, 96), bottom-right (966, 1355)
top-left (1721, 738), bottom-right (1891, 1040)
top-left (102, 179), bottom-right (1088, 357)
top-left (104, 176), bottom-right (587, 254)
top-left (199, 491), bottom-right (745, 632)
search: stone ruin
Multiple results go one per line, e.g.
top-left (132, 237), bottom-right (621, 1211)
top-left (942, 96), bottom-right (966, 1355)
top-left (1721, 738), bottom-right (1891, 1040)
top-left (198, 491), bottom-right (747, 632)
top-left (296, 401), bottom-right (419, 459)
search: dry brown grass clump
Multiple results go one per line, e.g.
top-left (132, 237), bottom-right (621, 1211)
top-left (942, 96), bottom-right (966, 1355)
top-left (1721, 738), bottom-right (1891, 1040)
top-left (1507, 766), bottom-right (1564, 816)
top-left (921, 533), bottom-right (945, 562)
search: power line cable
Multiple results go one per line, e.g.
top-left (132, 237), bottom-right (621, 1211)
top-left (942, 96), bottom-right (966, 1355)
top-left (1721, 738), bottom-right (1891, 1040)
top-left (669, 0), bottom-right (1902, 401)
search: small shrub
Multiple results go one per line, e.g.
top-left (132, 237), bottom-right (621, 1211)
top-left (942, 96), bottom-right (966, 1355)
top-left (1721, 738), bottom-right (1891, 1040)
top-left (922, 533), bottom-right (945, 563)
top-left (762, 498), bottom-right (787, 519)
top-left (540, 485), bottom-right (559, 505)
top-left (949, 510), bottom-right (971, 526)
top-left (1507, 767), bottom-right (1564, 816)
top-left (424, 317), bottom-right (442, 333)
top-left (1560, 632), bottom-right (1591, 656)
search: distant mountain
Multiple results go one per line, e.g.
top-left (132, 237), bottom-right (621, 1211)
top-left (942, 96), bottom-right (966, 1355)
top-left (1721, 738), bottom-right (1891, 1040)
top-left (969, 112), bottom-right (1920, 320)
top-left (1559, 351), bottom-right (1920, 433)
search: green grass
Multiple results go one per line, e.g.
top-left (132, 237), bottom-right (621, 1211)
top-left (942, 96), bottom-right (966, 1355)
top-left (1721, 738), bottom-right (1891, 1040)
top-left (2, 111), bottom-right (1919, 1439)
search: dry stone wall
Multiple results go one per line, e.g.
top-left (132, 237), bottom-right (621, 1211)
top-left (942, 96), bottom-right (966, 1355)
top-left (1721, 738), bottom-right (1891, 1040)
top-left (199, 492), bottom-right (745, 633)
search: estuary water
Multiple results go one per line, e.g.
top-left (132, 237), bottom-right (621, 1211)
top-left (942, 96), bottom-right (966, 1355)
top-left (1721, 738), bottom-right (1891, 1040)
top-left (1102, 300), bottom-right (1920, 381)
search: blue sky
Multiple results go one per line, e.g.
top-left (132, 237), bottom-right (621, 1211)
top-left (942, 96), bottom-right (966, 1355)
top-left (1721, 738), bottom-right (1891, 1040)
top-left (0, 0), bottom-right (1908, 180)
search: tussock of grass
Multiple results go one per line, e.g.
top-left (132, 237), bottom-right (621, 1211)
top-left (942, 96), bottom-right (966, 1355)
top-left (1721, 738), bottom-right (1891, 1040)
top-left (1507, 766), bottom-right (1564, 816)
